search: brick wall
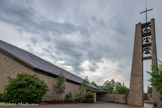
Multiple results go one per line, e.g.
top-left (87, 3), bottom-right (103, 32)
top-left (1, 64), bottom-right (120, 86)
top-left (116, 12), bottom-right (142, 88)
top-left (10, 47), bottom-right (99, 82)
top-left (0, 53), bottom-right (80, 101)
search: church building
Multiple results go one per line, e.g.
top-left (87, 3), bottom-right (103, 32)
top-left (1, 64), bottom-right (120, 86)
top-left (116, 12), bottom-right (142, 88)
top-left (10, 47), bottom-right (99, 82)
top-left (0, 40), bottom-right (97, 101)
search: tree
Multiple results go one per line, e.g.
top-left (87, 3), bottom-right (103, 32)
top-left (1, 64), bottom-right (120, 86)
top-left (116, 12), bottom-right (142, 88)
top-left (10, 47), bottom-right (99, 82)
top-left (54, 72), bottom-right (66, 100)
top-left (147, 86), bottom-right (152, 94)
top-left (92, 81), bottom-right (99, 89)
top-left (102, 79), bottom-right (116, 93)
top-left (3, 73), bottom-right (48, 103)
top-left (102, 79), bottom-right (129, 94)
top-left (114, 83), bottom-right (129, 94)
top-left (78, 76), bottom-right (90, 101)
top-left (79, 76), bottom-right (90, 91)
top-left (147, 61), bottom-right (162, 93)
top-left (115, 81), bottom-right (122, 87)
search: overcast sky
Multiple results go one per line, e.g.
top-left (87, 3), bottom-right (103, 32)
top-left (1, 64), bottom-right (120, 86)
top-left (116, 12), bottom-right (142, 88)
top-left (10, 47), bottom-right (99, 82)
top-left (0, 0), bottom-right (162, 92)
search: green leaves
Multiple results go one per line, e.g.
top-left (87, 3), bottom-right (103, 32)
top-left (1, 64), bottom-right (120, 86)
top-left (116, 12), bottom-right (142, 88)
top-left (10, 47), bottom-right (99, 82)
top-left (147, 61), bottom-right (162, 93)
top-left (102, 79), bottom-right (129, 94)
top-left (147, 86), bottom-right (152, 93)
top-left (3, 73), bottom-right (48, 103)
top-left (79, 76), bottom-right (90, 92)
top-left (92, 81), bottom-right (99, 89)
top-left (102, 79), bottom-right (116, 93)
top-left (114, 83), bottom-right (129, 94)
top-left (78, 76), bottom-right (90, 102)
top-left (66, 92), bottom-right (72, 101)
top-left (54, 72), bottom-right (66, 98)
top-left (83, 91), bottom-right (94, 103)
top-left (0, 93), bottom-right (4, 101)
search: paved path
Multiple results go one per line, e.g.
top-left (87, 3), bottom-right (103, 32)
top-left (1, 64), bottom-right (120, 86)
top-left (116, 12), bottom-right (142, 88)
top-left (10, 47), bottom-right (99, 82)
top-left (144, 103), bottom-right (153, 108)
top-left (0, 102), bottom-right (153, 108)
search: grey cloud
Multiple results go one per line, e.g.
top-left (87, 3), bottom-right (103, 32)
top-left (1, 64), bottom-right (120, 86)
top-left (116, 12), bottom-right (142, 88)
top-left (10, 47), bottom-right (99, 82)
top-left (0, 0), bottom-right (79, 35)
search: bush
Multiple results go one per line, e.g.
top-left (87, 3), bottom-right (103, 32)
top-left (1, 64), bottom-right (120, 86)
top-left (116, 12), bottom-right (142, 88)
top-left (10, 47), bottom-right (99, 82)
top-left (73, 93), bottom-right (80, 102)
top-left (83, 92), bottom-right (94, 103)
top-left (3, 73), bottom-right (48, 103)
top-left (66, 92), bottom-right (72, 101)
top-left (0, 93), bottom-right (4, 101)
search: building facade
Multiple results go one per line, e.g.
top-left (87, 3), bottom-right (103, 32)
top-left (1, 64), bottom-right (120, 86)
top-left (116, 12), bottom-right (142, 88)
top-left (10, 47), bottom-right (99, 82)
top-left (0, 40), bottom-right (97, 101)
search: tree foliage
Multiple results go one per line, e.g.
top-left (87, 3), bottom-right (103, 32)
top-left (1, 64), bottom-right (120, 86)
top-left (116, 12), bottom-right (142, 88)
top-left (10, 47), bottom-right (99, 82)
top-left (54, 72), bottom-right (66, 100)
top-left (79, 76), bottom-right (90, 92)
top-left (78, 76), bottom-right (90, 101)
top-left (0, 93), bottom-right (4, 101)
top-left (3, 73), bottom-right (48, 103)
top-left (147, 86), bottom-right (152, 94)
top-left (114, 83), bottom-right (129, 94)
top-left (102, 79), bottom-right (129, 94)
top-left (66, 92), bottom-right (72, 101)
top-left (147, 61), bottom-right (162, 93)
top-left (83, 91), bottom-right (94, 103)
top-left (92, 81), bottom-right (99, 89)
top-left (102, 79), bottom-right (116, 93)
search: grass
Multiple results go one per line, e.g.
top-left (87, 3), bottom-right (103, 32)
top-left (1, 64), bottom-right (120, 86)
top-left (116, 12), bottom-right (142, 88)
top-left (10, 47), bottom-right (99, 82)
top-left (39, 102), bottom-right (48, 105)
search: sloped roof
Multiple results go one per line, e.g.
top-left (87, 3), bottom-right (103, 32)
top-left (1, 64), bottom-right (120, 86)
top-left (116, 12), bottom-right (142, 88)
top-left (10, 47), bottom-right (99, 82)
top-left (0, 40), bottom-right (97, 89)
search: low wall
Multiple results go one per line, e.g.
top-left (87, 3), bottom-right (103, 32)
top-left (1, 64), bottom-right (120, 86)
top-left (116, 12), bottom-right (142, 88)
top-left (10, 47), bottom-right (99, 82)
top-left (97, 93), bottom-right (127, 104)
top-left (144, 93), bottom-right (153, 104)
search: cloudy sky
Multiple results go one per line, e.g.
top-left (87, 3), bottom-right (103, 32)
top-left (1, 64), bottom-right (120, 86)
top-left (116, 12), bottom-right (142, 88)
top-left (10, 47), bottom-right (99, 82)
top-left (0, 0), bottom-right (162, 92)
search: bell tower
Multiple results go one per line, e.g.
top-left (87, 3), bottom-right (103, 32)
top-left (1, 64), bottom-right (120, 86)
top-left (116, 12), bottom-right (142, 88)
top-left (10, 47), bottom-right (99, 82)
top-left (127, 4), bottom-right (161, 106)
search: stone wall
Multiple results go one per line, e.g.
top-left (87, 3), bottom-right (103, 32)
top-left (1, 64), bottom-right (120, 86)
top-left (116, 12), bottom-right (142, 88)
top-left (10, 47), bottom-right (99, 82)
top-left (144, 94), bottom-right (153, 104)
top-left (0, 53), bottom-right (80, 101)
top-left (97, 93), bottom-right (127, 104)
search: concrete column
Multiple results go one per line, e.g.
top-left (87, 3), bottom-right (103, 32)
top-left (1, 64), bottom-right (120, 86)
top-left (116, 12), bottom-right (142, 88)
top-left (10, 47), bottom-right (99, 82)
top-left (128, 23), bottom-right (144, 106)
top-left (151, 18), bottom-right (161, 108)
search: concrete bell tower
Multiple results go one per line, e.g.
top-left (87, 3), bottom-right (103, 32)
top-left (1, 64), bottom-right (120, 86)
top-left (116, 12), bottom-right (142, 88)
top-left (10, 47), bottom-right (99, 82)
top-left (127, 18), bottom-right (161, 107)
top-left (128, 4), bottom-right (161, 107)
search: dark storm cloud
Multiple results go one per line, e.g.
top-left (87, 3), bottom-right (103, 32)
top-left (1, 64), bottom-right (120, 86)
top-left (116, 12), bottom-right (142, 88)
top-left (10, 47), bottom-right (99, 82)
top-left (0, 0), bottom-right (129, 75)
top-left (0, 0), bottom-right (79, 35)
top-left (0, 0), bottom-right (118, 66)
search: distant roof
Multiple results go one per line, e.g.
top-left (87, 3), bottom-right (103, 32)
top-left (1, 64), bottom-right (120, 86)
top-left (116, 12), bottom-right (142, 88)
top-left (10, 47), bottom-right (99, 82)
top-left (0, 40), bottom-right (97, 89)
top-left (91, 89), bottom-right (107, 93)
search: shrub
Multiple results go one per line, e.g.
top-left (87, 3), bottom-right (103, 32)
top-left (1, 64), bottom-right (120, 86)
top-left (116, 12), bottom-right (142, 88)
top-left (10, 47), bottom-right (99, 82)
top-left (3, 73), bottom-right (48, 103)
top-left (66, 92), bottom-right (72, 101)
top-left (0, 93), bottom-right (4, 101)
top-left (83, 91), bottom-right (94, 103)
top-left (74, 93), bottom-right (80, 102)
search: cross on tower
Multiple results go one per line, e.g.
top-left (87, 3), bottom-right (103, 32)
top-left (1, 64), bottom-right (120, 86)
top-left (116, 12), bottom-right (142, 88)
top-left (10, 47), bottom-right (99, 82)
top-left (140, 2), bottom-right (153, 23)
